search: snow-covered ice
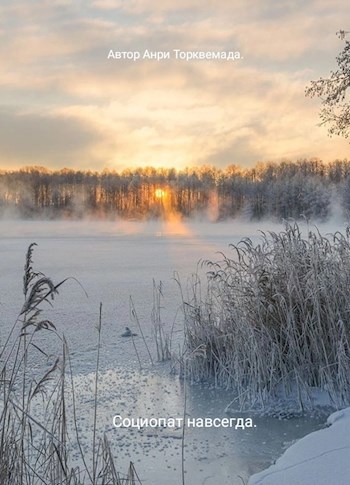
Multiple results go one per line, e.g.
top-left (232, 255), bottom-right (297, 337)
top-left (249, 407), bottom-right (350, 485)
top-left (0, 219), bottom-right (346, 484)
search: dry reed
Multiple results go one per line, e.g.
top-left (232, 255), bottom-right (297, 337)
top-left (0, 243), bottom-right (142, 484)
top-left (180, 222), bottom-right (350, 411)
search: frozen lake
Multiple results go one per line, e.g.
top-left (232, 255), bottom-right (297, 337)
top-left (0, 219), bottom-right (326, 484)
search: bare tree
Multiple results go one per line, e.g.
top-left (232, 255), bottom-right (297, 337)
top-left (306, 31), bottom-right (350, 138)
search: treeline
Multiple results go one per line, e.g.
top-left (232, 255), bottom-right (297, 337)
top-left (1, 158), bottom-right (350, 220)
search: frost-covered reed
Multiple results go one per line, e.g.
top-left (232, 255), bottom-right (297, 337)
top-left (152, 280), bottom-right (171, 362)
top-left (0, 244), bottom-right (142, 484)
top-left (181, 222), bottom-right (350, 410)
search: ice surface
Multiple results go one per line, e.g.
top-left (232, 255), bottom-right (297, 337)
top-left (0, 219), bottom-right (339, 484)
top-left (249, 407), bottom-right (350, 485)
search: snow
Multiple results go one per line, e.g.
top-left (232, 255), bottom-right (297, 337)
top-left (1, 219), bottom-right (344, 484)
top-left (249, 407), bottom-right (350, 485)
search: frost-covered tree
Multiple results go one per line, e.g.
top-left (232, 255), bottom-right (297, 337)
top-left (306, 30), bottom-right (350, 138)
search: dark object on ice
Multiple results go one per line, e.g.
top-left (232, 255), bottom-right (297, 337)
top-left (121, 326), bottom-right (137, 337)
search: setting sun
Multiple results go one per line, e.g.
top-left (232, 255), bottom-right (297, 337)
top-left (155, 188), bottom-right (166, 199)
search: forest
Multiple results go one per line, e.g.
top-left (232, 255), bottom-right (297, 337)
top-left (1, 158), bottom-right (350, 220)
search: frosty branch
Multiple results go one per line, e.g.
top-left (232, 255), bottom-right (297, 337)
top-left (306, 30), bottom-right (350, 138)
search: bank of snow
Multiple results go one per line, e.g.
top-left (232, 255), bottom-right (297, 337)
top-left (249, 407), bottom-right (350, 485)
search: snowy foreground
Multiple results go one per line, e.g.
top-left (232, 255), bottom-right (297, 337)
top-left (2, 219), bottom-right (349, 484)
top-left (249, 407), bottom-right (350, 485)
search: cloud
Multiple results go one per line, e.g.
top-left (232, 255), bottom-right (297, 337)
top-left (51, 62), bottom-right (348, 170)
top-left (0, 0), bottom-right (349, 171)
top-left (0, 107), bottom-right (106, 168)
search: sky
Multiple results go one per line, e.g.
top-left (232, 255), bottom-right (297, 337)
top-left (0, 0), bottom-right (349, 171)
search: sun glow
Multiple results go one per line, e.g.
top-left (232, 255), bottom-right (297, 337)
top-left (155, 188), bottom-right (166, 199)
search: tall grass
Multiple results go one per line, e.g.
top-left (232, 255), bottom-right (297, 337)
top-left (0, 243), bottom-right (142, 484)
top-left (152, 280), bottom-right (171, 362)
top-left (181, 222), bottom-right (350, 410)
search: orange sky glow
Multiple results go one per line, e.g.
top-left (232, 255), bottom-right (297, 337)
top-left (0, 0), bottom-right (349, 172)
